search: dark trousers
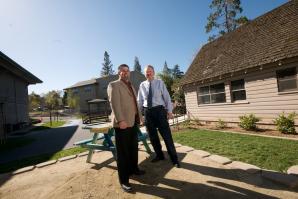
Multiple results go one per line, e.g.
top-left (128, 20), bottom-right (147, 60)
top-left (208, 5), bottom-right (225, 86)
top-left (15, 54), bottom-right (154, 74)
top-left (114, 124), bottom-right (138, 184)
top-left (144, 106), bottom-right (178, 164)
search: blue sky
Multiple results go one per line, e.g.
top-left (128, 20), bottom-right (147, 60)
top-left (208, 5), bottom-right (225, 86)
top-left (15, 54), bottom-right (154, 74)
top-left (0, 0), bottom-right (287, 95)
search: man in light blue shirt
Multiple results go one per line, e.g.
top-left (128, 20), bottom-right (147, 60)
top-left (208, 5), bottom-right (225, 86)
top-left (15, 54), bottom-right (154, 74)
top-left (137, 65), bottom-right (180, 168)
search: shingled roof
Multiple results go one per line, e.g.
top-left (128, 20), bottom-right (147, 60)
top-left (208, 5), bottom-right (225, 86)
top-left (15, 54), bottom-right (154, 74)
top-left (66, 78), bottom-right (97, 89)
top-left (180, 0), bottom-right (298, 86)
top-left (0, 51), bottom-right (42, 84)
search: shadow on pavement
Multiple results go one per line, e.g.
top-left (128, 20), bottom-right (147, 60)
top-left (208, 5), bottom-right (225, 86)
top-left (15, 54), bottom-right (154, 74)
top-left (0, 125), bottom-right (79, 187)
top-left (91, 151), bottom-right (297, 198)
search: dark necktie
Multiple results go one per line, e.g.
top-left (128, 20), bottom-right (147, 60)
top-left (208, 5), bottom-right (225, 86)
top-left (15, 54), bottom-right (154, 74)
top-left (148, 81), bottom-right (153, 108)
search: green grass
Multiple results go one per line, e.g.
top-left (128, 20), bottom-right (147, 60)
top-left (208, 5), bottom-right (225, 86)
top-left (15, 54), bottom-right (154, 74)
top-left (173, 129), bottom-right (298, 172)
top-left (42, 121), bottom-right (66, 128)
top-left (30, 121), bottom-right (66, 131)
top-left (0, 147), bottom-right (88, 173)
top-left (0, 137), bottom-right (35, 152)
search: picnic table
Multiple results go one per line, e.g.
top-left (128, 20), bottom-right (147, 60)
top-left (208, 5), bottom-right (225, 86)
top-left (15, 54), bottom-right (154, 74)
top-left (74, 125), bottom-right (152, 163)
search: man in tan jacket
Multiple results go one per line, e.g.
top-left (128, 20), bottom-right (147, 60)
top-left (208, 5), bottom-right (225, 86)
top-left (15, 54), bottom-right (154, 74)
top-left (107, 64), bottom-right (145, 192)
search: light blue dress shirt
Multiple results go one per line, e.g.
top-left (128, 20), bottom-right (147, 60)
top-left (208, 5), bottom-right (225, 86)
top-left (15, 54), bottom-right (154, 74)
top-left (137, 79), bottom-right (173, 113)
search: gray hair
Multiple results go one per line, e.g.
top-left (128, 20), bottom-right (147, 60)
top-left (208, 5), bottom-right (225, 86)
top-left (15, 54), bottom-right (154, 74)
top-left (144, 65), bottom-right (155, 73)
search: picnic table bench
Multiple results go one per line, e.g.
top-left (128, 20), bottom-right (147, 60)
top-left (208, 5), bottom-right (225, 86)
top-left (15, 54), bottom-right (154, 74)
top-left (74, 125), bottom-right (152, 163)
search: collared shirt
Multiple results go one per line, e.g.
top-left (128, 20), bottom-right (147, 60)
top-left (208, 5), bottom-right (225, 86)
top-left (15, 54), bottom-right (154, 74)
top-left (137, 79), bottom-right (173, 113)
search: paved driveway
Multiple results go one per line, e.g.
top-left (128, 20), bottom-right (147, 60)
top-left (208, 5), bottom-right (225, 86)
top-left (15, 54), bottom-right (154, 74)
top-left (0, 119), bottom-right (93, 164)
top-left (0, 116), bottom-right (187, 164)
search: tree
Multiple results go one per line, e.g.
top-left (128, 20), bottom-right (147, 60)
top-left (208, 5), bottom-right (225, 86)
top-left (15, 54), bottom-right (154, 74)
top-left (28, 92), bottom-right (41, 111)
top-left (62, 91), bottom-right (67, 107)
top-left (205, 0), bottom-right (249, 41)
top-left (67, 90), bottom-right (80, 111)
top-left (44, 90), bottom-right (61, 125)
top-left (172, 79), bottom-right (186, 115)
top-left (172, 64), bottom-right (184, 79)
top-left (101, 51), bottom-right (114, 76)
top-left (134, 56), bottom-right (142, 73)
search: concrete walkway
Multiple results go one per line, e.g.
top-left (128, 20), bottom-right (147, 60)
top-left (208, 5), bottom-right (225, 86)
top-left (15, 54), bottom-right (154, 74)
top-left (0, 146), bottom-right (297, 199)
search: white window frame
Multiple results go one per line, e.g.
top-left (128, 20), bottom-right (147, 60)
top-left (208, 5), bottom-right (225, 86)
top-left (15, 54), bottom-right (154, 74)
top-left (231, 79), bottom-right (246, 102)
top-left (276, 67), bottom-right (298, 93)
top-left (197, 82), bottom-right (226, 105)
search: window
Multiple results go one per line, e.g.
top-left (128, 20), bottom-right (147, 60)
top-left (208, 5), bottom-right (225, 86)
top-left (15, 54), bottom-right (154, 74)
top-left (84, 86), bottom-right (92, 92)
top-left (198, 83), bottom-right (226, 104)
top-left (231, 79), bottom-right (246, 101)
top-left (72, 88), bottom-right (79, 94)
top-left (276, 67), bottom-right (297, 92)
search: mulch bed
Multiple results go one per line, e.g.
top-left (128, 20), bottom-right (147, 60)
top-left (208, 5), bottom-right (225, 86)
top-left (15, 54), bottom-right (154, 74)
top-left (172, 123), bottom-right (298, 139)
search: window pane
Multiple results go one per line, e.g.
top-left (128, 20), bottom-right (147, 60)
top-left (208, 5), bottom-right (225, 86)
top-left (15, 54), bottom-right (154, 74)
top-left (231, 79), bottom-right (244, 90)
top-left (278, 79), bottom-right (297, 92)
top-left (211, 93), bottom-right (226, 103)
top-left (200, 95), bottom-right (210, 104)
top-left (210, 83), bottom-right (225, 93)
top-left (276, 67), bottom-right (297, 92)
top-left (199, 86), bottom-right (209, 95)
top-left (277, 67), bottom-right (296, 79)
top-left (232, 90), bottom-right (246, 101)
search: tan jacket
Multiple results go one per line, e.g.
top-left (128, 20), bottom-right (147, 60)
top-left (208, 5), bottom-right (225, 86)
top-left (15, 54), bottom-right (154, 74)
top-left (107, 79), bottom-right (141, 128)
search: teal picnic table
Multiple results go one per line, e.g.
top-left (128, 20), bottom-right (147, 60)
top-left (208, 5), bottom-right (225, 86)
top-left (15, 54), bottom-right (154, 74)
top-left (74, 125), bottom-right (152, 163)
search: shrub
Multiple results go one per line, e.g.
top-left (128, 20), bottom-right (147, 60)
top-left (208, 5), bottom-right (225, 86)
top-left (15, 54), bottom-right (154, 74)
top-left (239, 114), bottom-right (260, 131)
top-left (216, 119), bottom-right (227, 129)
top-left (273, 112), bottom-right (297, 134)
top-left (180, 119), bottom-right (191, 128)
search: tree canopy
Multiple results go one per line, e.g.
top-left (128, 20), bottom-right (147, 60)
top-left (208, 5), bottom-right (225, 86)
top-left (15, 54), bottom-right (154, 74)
top-left (205, 0), bottom-right (248, 41)
top-left (134, 56), bottom-right (142, 73)
top-left (101, 51), bottom-right (114, 76)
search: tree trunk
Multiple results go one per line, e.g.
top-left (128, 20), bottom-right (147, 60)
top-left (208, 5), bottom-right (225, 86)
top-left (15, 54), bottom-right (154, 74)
top-left (50, 110), bottom-right (52, 126)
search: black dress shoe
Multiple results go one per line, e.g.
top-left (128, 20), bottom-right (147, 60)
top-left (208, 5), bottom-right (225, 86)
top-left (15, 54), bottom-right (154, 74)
top-left (174, 162), bottom-right (181, 168)
top-left (133, 169), bottom-right (146, 175)
top-left (121, 182), bottom-right (132, 192)
top-left (151, 156), bottom-right (165, 163)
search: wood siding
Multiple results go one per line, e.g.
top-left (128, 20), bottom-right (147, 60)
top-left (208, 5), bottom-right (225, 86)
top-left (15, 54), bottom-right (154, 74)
top-left (0, 70), bottom-right (29, 127)
top-left (184, 62), bottom-right (298, 128)
top-left (69, 71), bottom-right (146, 113)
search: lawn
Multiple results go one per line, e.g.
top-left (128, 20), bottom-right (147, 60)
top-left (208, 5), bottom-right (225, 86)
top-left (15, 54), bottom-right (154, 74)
top-left (173, 129), bottom-right (298, 172)
top-left (42, 121), bottom-right (66, 128)
top-left (31, 120), bottom-right (66, 131)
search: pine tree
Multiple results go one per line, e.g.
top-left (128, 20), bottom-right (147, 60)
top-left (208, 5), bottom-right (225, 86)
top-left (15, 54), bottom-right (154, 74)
top-left (62, 91), bottom-right (67, 106)
top-left (101, 51), bottom-right (114, 76)
top-left (172, 64), bottom-right (184, 79)
top-left (134, 56), bottom-right (142, 73)
top-left (205, 0), bottom-right (248, 41)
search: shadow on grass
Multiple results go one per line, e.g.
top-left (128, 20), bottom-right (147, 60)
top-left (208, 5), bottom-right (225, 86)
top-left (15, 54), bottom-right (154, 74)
top-left (31, 126), bottom-right (51, 131)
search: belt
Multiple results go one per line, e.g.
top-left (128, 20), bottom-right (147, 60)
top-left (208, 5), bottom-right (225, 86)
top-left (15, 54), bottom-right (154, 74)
top-left (143, 105), bottom-right (164, 110)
